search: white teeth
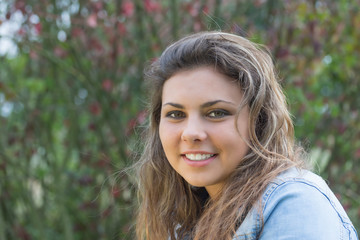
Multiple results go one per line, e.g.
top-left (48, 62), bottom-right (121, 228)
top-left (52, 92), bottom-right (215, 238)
top-left (185, 153), bottom-right (215, 161)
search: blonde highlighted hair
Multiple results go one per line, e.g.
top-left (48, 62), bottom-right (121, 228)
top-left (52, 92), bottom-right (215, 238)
top-left (135, 32), bottom-right (304, 240)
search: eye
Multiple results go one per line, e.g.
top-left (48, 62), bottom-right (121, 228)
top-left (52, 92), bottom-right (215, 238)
top-left (165, 111), bottom-right (186, 119)
top-left (207, 109), bottom-right (230, 119)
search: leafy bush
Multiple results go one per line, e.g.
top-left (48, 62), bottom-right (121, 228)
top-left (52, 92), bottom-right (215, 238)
top-left (0, 0), bottom-right (359, 239)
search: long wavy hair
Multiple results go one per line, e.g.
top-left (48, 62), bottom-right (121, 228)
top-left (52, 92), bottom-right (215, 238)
top-left (134, 32), bottom-right (304, 240)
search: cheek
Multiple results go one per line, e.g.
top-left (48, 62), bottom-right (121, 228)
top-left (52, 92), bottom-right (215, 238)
top-left (159, 121), bottom-right (170, 140)
top-left (159, 120), bottom-right (181, 137)
top-left (159, 122), bottom-right (178, 152)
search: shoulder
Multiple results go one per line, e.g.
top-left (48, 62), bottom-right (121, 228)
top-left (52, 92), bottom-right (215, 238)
top-left (260, 167), bottom-right (358, 239)
top-left (233, 168), bottom-right (358, 240)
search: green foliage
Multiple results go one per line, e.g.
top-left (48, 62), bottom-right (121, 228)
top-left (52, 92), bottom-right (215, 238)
top-left (0, 0), bottom-right (359, 239)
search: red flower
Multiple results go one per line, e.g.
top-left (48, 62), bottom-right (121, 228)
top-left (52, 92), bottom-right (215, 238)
top-left (14, 224), bottom-right (30, 240)
top-left (34, 22), bottom-right (42, 34)
top-left (355, 149), bottom-right (360, 159)
top-left (78, 200), bottom-right (97, 210)
top-left (117, 22), bottom-right (127, 35)
top-left (122, 1), bottom-right (135, 17)
top-left (15, 0), bottom-right (26, 14)
top-left (185, 2), bottom-right (200, 17)
top-left (125, 110), bottom-right (148, 135)
top-left (71, 27), bottom-right (84, 38)
top-left (53, 46), bottom-right (67, 58)
top-left (92, 1), bottom-right (103, 12)
top-left (101, 206), bottom-right (112, 218)
top-left (88, 122), bottom-right (96, 131)
top-left (17, 28), bottom-right (26, 36)
top-left (136, 110), bottom-right (147, 125)
top-left (96, 154), bottom-right (111, 168)
top-left (102, 79), bottom-right (113, 92)
top-left (126, 118), bottom-right (137, 136)
top-left (87, 13), bottom-right (97, 28)
top-left (78, 175), bottom-right (94, 186)
top-left (89, 102), bottom-right (101, 116)
top-left (29, 50), bottom-right (38, 59)
top-left (89, 38), bottom-right (103, 53)
top-left (202, 5), bottom-right (209, 14)
top-left (144, 0), bottom-right (161, 13)
top-left (111, 186), bottom-right (121, 198)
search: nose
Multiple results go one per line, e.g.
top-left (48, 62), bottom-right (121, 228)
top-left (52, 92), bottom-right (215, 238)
top-left (181, 116), bottom-right (207, 142)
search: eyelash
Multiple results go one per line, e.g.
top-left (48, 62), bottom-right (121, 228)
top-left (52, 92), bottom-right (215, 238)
top-left (207, 109), bottom-right (230, 118)
top-left (165, 109), bottom-right (230, 119)
top-left (165, 111), bottom-right (186, 119)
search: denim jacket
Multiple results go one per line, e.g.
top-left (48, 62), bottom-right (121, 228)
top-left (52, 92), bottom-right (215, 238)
top-left (233, 168), bottom-right (358, 239)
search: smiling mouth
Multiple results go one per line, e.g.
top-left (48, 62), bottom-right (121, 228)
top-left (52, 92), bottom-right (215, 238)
top-left (184, 153), bottom-right (216, 161)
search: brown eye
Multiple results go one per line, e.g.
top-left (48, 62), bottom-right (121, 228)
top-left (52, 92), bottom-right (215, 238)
top-left (166, 111), bottom-right (186, 119)
top-left (207, 110), bottom-right (230, 119)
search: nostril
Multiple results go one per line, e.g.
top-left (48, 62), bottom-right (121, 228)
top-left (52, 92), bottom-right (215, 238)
top-left (181, 132), bottom-right (206, 142)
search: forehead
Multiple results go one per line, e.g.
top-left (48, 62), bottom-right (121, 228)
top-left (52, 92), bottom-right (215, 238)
top-left (161, 67), bottom-right (243, 104)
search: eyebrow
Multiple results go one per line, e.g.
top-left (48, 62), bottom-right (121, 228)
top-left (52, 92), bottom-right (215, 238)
top-left (162, 100), bottom-right (235, 109)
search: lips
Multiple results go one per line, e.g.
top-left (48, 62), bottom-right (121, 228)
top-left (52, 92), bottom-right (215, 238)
top-left (185, 153), bottom-right (216, 161)
top-left (181, 153), bottom-right (217, 167)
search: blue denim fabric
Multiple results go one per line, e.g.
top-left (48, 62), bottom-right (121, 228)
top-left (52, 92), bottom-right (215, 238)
top-left (233, 168), bottom-right (358, 239)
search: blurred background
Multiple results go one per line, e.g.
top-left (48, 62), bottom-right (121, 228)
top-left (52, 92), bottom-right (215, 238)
top-left (0, 0), bottom-right (359, 239)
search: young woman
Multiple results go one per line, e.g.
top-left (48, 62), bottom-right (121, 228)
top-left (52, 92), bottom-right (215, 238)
top-left (134, 32), bottom-right (358, 240)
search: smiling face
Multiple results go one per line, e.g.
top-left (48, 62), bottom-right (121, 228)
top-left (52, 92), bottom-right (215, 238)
top-left (159, 67), bottom-right (250, 198)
